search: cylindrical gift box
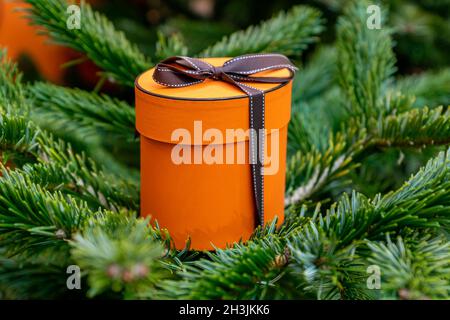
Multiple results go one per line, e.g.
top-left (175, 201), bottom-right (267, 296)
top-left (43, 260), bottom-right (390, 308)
top-left (135, 57), bottom-right (292, 250)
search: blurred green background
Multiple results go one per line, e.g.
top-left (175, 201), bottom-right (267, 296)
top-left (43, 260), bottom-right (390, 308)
top-left (99, 0), bottom-right (450, 72)
top-left (2, 0), bottom-right (449, 87)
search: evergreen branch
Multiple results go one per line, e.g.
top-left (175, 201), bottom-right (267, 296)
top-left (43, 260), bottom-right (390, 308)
top-left (160, 236), bottom-right (286, 299)
top-left (0, 50), bottom-right (28, 115)
top-left (0, 168), bottom-right (98, 257)
top-left (201, 6), bottom-right (324, 58)
top-left (285, 127), bottom-right (366, 206)
top-left (29, 82), bottom-right (136, 142)
top-left (2, 47), bottom-right (139, 195)
top-left (0, 114), bottom-right (39, 166)
top-left (23, 0), bottom-right (150, 86)
top-left (337, 0), bottom-right (396, 117)
top-left (293, 46), bottom-right (337, 103)
top-left (32, 117), bottom-right (140, 183)
top-left (395, 68), bottom-right (450, 108)
top-left (372, 106), bottom-right (450, 148)
top-left (286, 95), bottom-right (450, 207)
top-left (0, 112), bottom-right (138, 212)
top-left (290, 87), bottom-right (348, 150)
top-left (288, 148), bottom-right (450, 298)
top-left (0, 254), bottom-right (80, 299)
top-left (71, 214), bottom-right (166, 298)
top-left (155, 31), bottom-right (188, 61)
top-left (288, 223), bottom-right (369, 299)
top-left (367, 235), bottom-right (450, 299)
top-left (36, 132), bottom-right (139, 212)
top-left (287, 3), bottom-right (449, 206)
top-left (287, 111), bottom-right (316, 155)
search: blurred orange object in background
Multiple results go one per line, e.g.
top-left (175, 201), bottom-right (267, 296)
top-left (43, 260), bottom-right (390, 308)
top-left (0, 0), bottom-right (72, 83)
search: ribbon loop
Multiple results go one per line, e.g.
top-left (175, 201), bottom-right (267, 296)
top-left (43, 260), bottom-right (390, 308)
top-left (153, 54), bottom-right (296, 227)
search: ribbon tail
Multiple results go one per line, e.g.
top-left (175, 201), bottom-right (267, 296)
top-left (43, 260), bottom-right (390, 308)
top-left (249, 92), bottom-right (265, 227)
top-left (222, 73), bottom-right (266, 227)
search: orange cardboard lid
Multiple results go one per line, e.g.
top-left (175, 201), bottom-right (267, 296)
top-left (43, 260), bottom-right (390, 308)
top-left (135, 57), bottom-right (293, 145)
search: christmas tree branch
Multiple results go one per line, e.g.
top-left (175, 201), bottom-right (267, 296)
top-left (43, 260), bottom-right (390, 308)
top-left (337, 0), bottom-right (396, 118)
top-left (0, 254), bottom-right (79, 299)
top-left (0, 110), bottom-right (138, 212)
top-left (71, 213), bottom-right (166, 298)
top-left (0, 114), bottom-right (39, 167)
top-left (292, 46), bottom-right (337, 104)
top-left (0, 168), bottom-right (98, 257)
top-left (285, 127), bottom-right (366, 205)
top-left (23, 0), bottom-right (150, 86)
top-left (1, 52), bottom-right (138, 186)
top-left (285, 1), bottom-right (450, 206)
top-left (201, 5), bottom-right (324, 58)
top-left (287, 148), bottom-right (450, 299)
top-left (159, 236), bottom-right (287, 299)
top-left (1, 54), bottom-right (139, 214)
top-left (372, 106), bottom-right (450, 148)
top-left (0, 50), bottom-right (28, 115)
top-left (367, 235), bottom-right (450, 299)
top-left (395, 68), bottom-right (450, 108)
top-left (155, 31), bottom-right (188, 61)
top-left (285, 104), bottom-right (450, 206)
top-left (29, 82), bottom-right (136, 142)
top-left (35, 132), bottom-right (139, 211)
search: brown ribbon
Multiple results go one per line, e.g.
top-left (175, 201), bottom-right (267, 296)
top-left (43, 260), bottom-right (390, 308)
top-left (153, 54), bottom-right (296, 227)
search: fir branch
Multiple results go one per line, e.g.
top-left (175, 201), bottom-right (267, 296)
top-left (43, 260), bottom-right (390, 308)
top-left (0, 112), bottom-right (138, 212)
top-left (36, 132), bottom-right (139, 212)
top-left (0, 168), bottom-right (98, 257)
top-left (291, 87), bottom-right (348, 150)
top-left (29, 82), bottom-right (136, 142)
top-left (0, 114), bottom-right (39, 166)
top-left (160, 236), bottom-right (286, 299)
top-left (287, 111), bottom-right (316, 155)
top-left (367, 235), bottom-right (450, 299)
top-left (337, 0), bottom-right (396, 117)
top-left (33, 118), bottom-right (139, 182)
top-left (288, 223), bottom-right (369, 299)
top-left (0, 50), bottom-right (28, 115)
top-left (287, 148), bottom-right (450, 299)
top-left (284, 103), bottom-right (450, 207)
top-left (372, 106), bottom-right (450, 148)
top-left (293, 46), bottom-right (337, 104)
top-left (2, 48), bottom-right (139, 189)
top-left (155, 31), bottom-right (188, 61)
top-left (0, 255), bottom-right (81, 299)
top-left (285, 127), bottom-right (366, 206)
top-left (286, 1), bottom-right (449, 207)
top-left (395, 68), bottom-right (450, 108)
top-left (71, 214), bottom-right (166, 298)
top-left (326, 148), bottom-right (450, 241)
top-left (23, 0), bottom-right (150, 86)
top-left (201, 5), bottom-right (324, 58)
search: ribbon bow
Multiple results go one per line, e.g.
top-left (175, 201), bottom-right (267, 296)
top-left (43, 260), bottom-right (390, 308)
top-left (153, 54), bottom-right (296, 227)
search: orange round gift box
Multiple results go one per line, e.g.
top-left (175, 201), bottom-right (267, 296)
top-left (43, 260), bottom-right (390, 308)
top-left (135, 57), bottom-right (293, 250)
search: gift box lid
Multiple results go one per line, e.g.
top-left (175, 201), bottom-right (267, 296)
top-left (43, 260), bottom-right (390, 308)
top-left (135, 57), bottom-right (293, 145)
top-left (136, 57), bottom-right (291, 100)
